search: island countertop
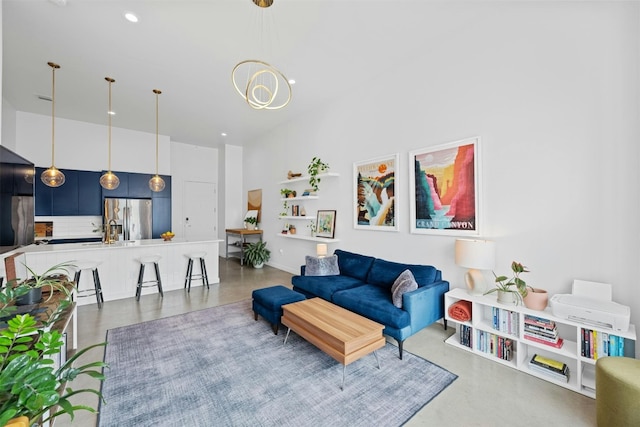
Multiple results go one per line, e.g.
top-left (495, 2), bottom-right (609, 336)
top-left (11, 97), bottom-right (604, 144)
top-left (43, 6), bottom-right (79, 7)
top-left (21, 238), bottom-right (223, 254)
top-left (20, 238), bottom-right (223, 305)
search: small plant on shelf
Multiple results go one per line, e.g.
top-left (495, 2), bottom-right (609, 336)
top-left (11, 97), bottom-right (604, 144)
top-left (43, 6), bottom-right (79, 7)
top-left (244, 241), bottom-right (271, 268)
top-left (280, 188), bottom-right (296, 198)
top-left (307, 157), bottom-right (329, 192)
top-left (245, 216), bottom-right (258, 229)
top-left (307, 220), bottom-right (316, 236)
top-left (484, 261), bottom-right (529, 305)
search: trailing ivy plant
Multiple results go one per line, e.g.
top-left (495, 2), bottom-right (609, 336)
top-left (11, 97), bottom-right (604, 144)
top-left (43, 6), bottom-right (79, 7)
top-left (307, 157), bottom-right (329, 192)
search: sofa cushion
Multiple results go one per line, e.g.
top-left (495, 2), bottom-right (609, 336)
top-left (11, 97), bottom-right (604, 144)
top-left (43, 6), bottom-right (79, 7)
top-left (391, 269), bottom-right (418, 308)
top-left (305, 255), bottom-right (340, 276)
top-left (334, 249), bottom-right (376, 281)
top-left (291, 274), bottom-right (364, 301)
top-left (367, 258), bottom-right (439, 290)
top-left (332, 284), bottom-right (411, 330)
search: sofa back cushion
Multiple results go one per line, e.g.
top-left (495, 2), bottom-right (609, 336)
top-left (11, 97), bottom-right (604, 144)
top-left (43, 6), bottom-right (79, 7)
top-left (367, 258), bottom-right (440, 290)
top-left (334, 249), bottom-right (376, 281)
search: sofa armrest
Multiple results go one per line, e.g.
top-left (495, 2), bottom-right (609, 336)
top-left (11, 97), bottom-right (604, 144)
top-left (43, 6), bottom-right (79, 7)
top-left (300, 265), bottom-right (306, 276)
top-left (403, 280), bottom-right (450, 332)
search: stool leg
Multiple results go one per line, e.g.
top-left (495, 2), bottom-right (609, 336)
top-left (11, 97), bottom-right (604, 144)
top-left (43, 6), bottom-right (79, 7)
top-left (154, 262), bottom-right (164, 297)
top-left (136, 264), bottom-right (145, 301)
top-left (92, 268), bottom-right (103, 309)
top-left (200, 258), bottom-right (209, 289)
top-left (184, 259), bottom-right (192, 290)
top-left (74, 270), bottom-right (81, 288)
top-left (188, 259), bottom-right (193, 292)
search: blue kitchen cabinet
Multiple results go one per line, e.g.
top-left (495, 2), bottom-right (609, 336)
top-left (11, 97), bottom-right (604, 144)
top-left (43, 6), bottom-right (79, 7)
top-left (128, 173), bottom-right (153, 198)
top-left (78, 171), bottom-right (102, 215)
top-left (52, 170), bottom-right (79, 216)
top-left (152, 197), bottom-right (172, 238)
top-left (34, 167), bottom-right (53, 216)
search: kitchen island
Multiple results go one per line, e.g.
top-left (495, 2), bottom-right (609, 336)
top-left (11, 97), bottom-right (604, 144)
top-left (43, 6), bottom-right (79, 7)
top-left (17, 238), bottom-right (223, 305)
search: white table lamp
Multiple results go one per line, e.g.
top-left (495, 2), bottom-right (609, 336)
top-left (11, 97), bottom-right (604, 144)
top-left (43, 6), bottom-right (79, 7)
top-left (454, 239), bottom-right (495, 295)
top-left (316, 243), bottom-right (328, 258)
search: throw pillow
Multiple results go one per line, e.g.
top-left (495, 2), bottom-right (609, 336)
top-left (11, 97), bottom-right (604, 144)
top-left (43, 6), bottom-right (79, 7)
top-left (305, 255), bottom-right (340, 276)
top-left (391, 269), bottom-right (418, 308)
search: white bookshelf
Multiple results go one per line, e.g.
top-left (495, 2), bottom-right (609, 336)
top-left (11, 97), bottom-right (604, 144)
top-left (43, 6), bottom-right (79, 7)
top-left (444, 287), bottom-right (636, 398)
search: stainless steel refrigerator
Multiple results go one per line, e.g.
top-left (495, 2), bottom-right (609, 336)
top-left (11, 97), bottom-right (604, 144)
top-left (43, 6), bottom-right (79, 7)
top-left (104, 198), bottom-right (153, 241)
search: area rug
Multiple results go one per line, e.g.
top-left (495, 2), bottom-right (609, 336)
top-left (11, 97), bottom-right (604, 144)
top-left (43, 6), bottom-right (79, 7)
top-left (98, 300), bottom-right (457, 427)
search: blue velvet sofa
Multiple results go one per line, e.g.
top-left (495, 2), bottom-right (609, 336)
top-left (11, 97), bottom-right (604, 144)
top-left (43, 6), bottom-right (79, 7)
top-left (291, 249), bottom-right (449, 359)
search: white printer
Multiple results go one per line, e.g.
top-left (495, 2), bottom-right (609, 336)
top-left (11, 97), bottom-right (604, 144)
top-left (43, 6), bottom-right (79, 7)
top-left (550, 280), bottom-right (631, 332)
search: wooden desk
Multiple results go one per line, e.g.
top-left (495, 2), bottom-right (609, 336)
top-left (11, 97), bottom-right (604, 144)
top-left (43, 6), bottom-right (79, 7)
top-left (225, 229), bottom-right (263, 265)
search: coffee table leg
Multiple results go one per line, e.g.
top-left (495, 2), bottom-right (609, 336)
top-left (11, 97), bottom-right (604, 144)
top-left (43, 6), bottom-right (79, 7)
top-left (373, 350), bottom-right (381, 369)
top-left (283, 327), bottom-right (291, 345)
top-left (341, 365), bottom-right (346, 391)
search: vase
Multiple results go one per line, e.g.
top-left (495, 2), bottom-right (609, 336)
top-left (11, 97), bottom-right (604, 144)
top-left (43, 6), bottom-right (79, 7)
top-left (253, 262), bottom-right (264, 269)
top-left (523, 288), bottom-right (548, 311)
top-left (16, 287), bottom-right (42, 306)
top-left (496, 290), bottom-right (516, 305)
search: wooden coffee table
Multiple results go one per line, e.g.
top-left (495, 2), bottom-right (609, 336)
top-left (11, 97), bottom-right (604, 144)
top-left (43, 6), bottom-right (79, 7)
top-left (282, 297), bottom-right (385, 389)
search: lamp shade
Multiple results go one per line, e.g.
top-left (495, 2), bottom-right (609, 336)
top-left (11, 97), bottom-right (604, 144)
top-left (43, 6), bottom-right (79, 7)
top-left (316, 243), bottom-right (328, 258)
top-left (454, 239), bottom-right (495, 270)
top-left (455, 239), bottom-right (495, 295)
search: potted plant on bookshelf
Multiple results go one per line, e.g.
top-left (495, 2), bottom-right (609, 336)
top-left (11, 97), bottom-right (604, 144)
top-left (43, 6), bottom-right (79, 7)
top-left (307, 157), bottom-right (329, 192)
top-left (244, 241), bottom-right (271, 269)
top-left (0, 270), bottom-right (108, 426)
top-left (484, 261), bottom-right (529, 305)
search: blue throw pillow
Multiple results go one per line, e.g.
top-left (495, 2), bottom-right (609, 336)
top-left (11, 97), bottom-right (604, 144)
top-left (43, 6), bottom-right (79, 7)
top-left (305, 255), bottom-right (340, 276)
top-left (391, 269), bottom-right (418, 308)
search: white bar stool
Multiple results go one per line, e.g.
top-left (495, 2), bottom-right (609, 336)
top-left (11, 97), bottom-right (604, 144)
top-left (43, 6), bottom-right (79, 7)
top-left (72, 260), bottom-right (104, 308)
top-left (136, 255), bottom-right (164, 301)
top-left (184, 252), bottom-right (209, 292)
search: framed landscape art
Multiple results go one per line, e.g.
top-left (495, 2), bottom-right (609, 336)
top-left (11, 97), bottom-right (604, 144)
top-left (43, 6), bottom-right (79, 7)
top-left (316, 210), bottom-right (337, 239)
top-left (409, 137), bottom-right (480, 236)
top-left (353, 153), bottom-right (399, 232)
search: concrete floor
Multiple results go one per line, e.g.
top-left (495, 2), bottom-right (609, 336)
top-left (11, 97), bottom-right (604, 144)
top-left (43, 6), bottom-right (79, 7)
top-left (56, 258), bottom-right (597, 426)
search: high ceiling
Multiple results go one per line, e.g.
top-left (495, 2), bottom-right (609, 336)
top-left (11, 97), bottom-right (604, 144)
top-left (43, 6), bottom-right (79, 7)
top-left (2, 0), bottom-right (453, 148)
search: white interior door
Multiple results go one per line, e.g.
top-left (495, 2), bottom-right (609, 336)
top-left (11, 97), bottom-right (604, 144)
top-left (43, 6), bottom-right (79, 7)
top-left (183, 181), bottom-right (217, 240)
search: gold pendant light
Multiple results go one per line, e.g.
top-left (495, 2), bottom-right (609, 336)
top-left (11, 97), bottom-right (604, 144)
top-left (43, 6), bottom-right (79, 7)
top-left (149, 89), bottom-right (165, 192)
top-left (41, 62), bottom-right (66, 187)
top-left (100, 77), bottom-right (120, 190)
top-left (232, 0), bottom-right (292, 110)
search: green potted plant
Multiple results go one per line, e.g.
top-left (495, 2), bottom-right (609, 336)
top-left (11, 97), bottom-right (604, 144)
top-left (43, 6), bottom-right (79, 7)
top-left (245, 216), bottom-right (258, 230)
top-left (17, 262), bottom-right (74, 306)
top-left (307, 157), bottom-right (329, 192)
top-left (0, 274), bottom-right (107, 426)
top-left (307, 220), bottom-right (316, 237)
top-left (280, 188), bottom-right (296, 198)
top-left (244, 241), bottom-right (271, 268)
top-left (484, 261), bottom-right (529, 305)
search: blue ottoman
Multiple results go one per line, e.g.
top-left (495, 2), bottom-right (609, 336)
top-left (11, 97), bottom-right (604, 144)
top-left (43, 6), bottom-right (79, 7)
top-left (252, 285), bottom-right (306, 335)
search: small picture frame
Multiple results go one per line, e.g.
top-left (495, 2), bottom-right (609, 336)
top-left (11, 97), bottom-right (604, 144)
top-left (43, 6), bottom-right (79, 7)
top-left (316, 210), bottom-right (337, 239)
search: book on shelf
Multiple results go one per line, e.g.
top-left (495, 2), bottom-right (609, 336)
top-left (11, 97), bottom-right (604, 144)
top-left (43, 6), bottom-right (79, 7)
top-left (530, 354), bottom-right (569, 375)
top-left (523, 333), bottom-right (564, 349)
top-left (528, 362), bottom-right (570, 382)
top-left (581, 328), bottom-right (626, 359)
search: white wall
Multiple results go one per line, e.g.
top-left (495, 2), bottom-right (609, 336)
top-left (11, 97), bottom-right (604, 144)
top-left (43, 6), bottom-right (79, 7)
top-left (243, 2), bottom-right (640, 331)
top-left (1, 98), bottom-right (16, 150)
top-left (15, 111), bottom-right (170, 173)
top-left (224, 144), bottom-right (243, 229)
top-left (170, 140), bottom-right (219, 237)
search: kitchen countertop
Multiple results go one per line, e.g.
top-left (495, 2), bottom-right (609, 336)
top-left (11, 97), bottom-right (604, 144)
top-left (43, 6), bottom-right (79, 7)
top-left (21, 238), bottom-right (223, 254)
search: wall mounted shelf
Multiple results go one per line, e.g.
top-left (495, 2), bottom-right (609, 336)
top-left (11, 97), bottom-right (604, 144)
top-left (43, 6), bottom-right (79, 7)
top-left (278, 172), bottom-right (340, 185)
top-left (276, 233), bottom-right (339, 243)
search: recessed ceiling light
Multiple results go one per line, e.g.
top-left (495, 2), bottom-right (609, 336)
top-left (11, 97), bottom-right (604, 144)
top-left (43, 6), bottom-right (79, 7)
top-left (221, 133), bottom-right (227, 137)
top-left (124, 12), bottom-right (139, 23)
top-left (108, 111), bottom-right (116, 115)
top-left (288, 79), bottom-right (296, 85)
